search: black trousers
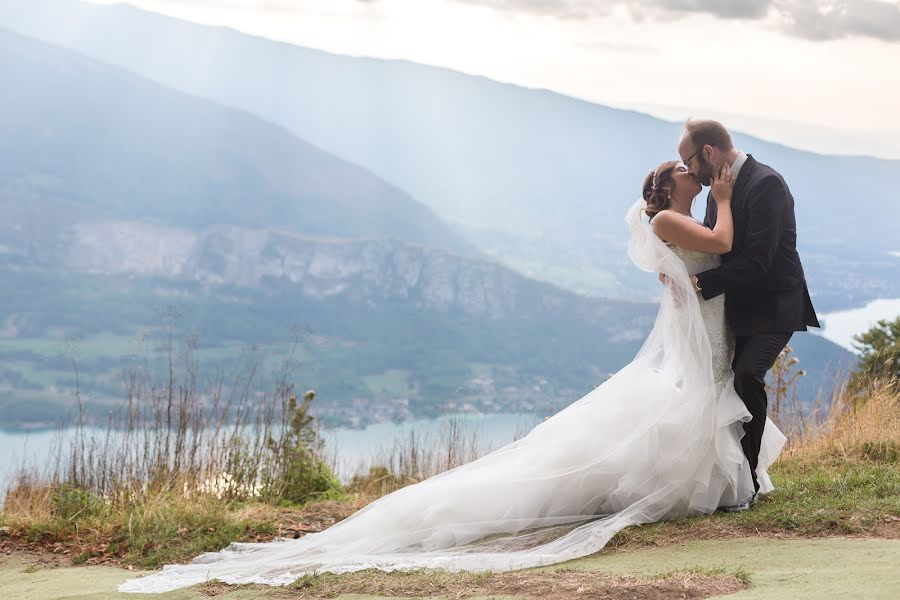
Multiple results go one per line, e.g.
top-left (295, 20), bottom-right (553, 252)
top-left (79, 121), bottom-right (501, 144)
top-left (732, 332), bottom-right (793, 494)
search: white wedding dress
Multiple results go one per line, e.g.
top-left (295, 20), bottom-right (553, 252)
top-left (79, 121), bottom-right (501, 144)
top-left (120, 199), bottom-right (785, 593)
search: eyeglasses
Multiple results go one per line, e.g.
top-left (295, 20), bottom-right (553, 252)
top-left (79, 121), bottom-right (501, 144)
top-left (684, 145), bottom-right (714, 166)
top-left (683, 148), bottom-right (701, 166)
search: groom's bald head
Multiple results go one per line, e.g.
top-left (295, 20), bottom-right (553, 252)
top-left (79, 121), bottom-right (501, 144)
top-left (678, 119), bottom-right (734, 186)
top-left (682, 119), bottom-right (734, 153)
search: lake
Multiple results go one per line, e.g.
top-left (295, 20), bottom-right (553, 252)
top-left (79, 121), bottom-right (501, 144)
top-left (815, 297), bottom-right (900, 353)
top-left (0, 412), bottom-right (540, 500)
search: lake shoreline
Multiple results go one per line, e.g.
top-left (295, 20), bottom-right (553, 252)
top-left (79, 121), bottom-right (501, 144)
top-left (814, 297), bottom-right (900, 353)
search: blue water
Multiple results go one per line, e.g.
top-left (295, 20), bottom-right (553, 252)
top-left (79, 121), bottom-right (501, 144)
top-left (0, 412), bottom-right (539, 499)
top-left (815, 297), bottom-right (900, 353)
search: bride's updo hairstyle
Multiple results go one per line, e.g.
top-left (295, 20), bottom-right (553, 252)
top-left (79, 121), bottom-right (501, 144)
top-left (642, 160), bottom-right (679, 220)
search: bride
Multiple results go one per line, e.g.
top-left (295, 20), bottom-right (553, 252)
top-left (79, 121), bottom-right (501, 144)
top-left (120, 161), bottom-right (786, 594)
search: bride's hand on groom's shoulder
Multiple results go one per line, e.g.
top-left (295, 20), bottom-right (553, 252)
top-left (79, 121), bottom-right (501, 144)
top-left (712, 163), bottom-right (736, 204)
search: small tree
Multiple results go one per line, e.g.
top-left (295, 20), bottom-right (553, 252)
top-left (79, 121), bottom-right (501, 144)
top-left (767, 344), bottom-right (805, 425)
top-left (851, 316), bottom-right (900, 386)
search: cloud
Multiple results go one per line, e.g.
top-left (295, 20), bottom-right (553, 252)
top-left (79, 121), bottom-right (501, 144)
top-left (574, 40), bottom-right (660, 54)
top-left (779, 1), bottom-right (900, 42)
top-left (450, 1), bottom-right (612, 19)
top-left (148, 0), bottom-right (313, 10)
top-left (451, 0), bottom-right (900, 42)
top-left (650, 0), bottom-right (770, 20)
top-left (136, 0), bottom-right (900, 42)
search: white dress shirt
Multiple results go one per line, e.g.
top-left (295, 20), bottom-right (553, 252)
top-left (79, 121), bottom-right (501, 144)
top-left (729, 151), bottom-right (748, 180)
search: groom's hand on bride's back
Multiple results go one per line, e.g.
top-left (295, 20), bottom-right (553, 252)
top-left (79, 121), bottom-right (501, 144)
top-left (664, 274), bottom-right (703, 291)
top-left (658, 273), bottom-right (682, 307)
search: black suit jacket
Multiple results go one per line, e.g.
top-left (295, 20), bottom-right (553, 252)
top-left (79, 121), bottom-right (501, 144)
top-left (696, 155), bottom-right (819, 336)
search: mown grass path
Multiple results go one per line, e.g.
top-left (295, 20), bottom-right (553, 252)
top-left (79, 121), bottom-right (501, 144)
top-left (2, 537), bottom-right (898, 599)
top-left (566, 537), bottom-right (900, 599)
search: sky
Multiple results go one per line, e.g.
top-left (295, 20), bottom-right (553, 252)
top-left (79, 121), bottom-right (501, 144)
top-left (88, 0), bottom-right (900, 160)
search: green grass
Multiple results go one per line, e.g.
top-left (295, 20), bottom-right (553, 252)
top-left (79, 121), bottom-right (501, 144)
top-left (4, 457), bottom-right (895, 571)
top-left (1, 493), bottom-right (281, 569)
top-left (652, 565), bottom-right (753, 584)
top-left (119, 501), bottom-right (278, 569)
top-left (609, 457), bottom-right (900, 548)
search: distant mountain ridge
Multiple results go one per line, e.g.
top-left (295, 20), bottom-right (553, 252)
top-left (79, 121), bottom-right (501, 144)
top-left (0, 27), bottom-right (475, 256)
top-left (52, 218), bottom-right (642, 324)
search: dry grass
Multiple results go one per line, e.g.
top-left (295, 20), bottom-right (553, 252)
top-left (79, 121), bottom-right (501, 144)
top-left (344, 374), bottom-right (900, 505)
top-left (0, 329), bottom-right (345, 567)
top-left (20, 334), bottom-right (338, 493)
top-left (277, 567), bottom-right (748, 600)
top-left (5, 325), bottom-right (340, 509)
top-left (344, 413), bottom-right (515, 497)
top-left (783, 377), bottom-right (899, 462)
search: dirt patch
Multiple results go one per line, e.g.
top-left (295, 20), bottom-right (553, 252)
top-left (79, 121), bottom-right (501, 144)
top-left (236, 498), bottom-right (369, 542)
top-left (194, 580), bottom-right (239, 596)
top-left (0, 530), bottom-right (139, 568)
top-left (0, 543), bottom-right (76, 569)
top-left (272, 568), bottom-right (747, 600)
top-left (853, 516), bottom-right (900, 540)
top-left (607, 512), bottom-right (900, 552)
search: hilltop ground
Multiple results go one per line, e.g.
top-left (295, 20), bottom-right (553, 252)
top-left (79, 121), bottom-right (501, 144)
top-left (2, 376), bottom-right (898, 598)
top-left (2, 533), bottom-right (898, 599)
top-left (2, 454), bottom-right (899, 599)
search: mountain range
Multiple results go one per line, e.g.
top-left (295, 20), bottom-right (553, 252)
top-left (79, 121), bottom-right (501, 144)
top-left (2, 0), bottom-right (898, 308)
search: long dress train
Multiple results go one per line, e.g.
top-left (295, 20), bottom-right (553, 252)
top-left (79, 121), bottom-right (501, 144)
top-left (120, 199), bottom-right (786, 593)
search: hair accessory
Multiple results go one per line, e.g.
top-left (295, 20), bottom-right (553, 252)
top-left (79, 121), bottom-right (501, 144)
top-left (651, 167), bottom-right (659, 192)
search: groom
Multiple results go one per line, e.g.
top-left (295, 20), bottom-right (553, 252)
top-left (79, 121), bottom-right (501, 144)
top-left (677, 119), bottom-right (819, 508)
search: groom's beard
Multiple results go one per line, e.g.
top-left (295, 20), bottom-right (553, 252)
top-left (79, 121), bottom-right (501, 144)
top-left (696, 157), bottom-right (715, 187)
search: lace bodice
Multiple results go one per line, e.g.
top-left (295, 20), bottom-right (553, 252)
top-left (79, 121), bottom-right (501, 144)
top-left (666, 244), bottom-right (720, 277)
top-left (668, 245), bottom-right (735, 391)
